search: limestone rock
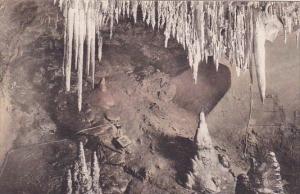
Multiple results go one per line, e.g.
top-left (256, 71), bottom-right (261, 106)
top-left (218, 154), bottom-right (230, 168)
top-left (106, 151), bottom-right (125, 166)
top-left (113, 136), bottom-right (132, 149)
top-left (124, 165), bottom-right (148, 181)
top-left (245, 152), bottom-right (286, 194)
top-left (235, 174), bottom-right (256, 194)
top-left (105, 109), bottom-right (121, 122)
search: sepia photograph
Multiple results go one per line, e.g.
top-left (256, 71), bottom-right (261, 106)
top-left (0, 0), bottom-right (299, 193)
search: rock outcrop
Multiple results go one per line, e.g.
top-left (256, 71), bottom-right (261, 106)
top-left (236, 151), bottom-right (286, 194)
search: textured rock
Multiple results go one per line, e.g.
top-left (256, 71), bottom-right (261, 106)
top-left (185, 112), bottom-right (220, 193)
top-left (218, 154), bottom-right (230, 168)
top-left (114, 136), bottom-right (132, 149)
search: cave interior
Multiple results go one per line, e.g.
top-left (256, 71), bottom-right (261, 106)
top-left (0, 1), bottom-right (299, 194)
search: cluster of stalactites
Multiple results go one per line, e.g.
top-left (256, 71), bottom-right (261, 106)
top-left (55, 0), bottom-right (98, 111)
top-left (55, 1), bottom-right (300, 111)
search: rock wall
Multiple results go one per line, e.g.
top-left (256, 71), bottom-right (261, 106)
top-left (0, 74), bottom-right (13, 162)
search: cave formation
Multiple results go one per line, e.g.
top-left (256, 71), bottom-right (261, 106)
top-left (0, 1), bottom-right (299, 194)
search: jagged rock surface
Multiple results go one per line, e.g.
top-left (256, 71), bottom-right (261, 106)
top-left (236, 151), bottom-right (286, 194)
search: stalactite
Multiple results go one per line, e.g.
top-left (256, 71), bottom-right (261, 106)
top-left (85, 1), bottom-right (92, 76)
top-left (62, 2), bottom-right (67, 77)
top-left (97, 33), bottom-right (103, 63)
top-left (55, 1), bottom-right (300, 111)
top-left (254, 15), bottom-right (267, 102)
top-left (91, 25), bottom-right (96, 88)
top-left (73, 0), bottom-right (79, 70)
top-left (109, 0), bottom-right (115, 39)
top-left (65, 2), bottom-right (74, 91)
top-left (131, 1), bottom-right (138, 23)
top-left (77, 6), bottom-right (86, 111)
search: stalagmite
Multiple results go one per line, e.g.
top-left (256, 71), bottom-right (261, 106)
top-left (72, 161), bottom-right (80, 194)
top-left (194, 112), bottom-right (213, 149)
top-left (246, 151), bottom-right (286, 194)
top-left (268, 152), bottom-right (285, 194)
top-left (78, 142), bottom-right (88, 175)
top-left (77, 142), bottom-right (91, 193)
top-left (186, 112), bottom-right (220, 193)
top-left (91, 152), bottom-right (102, 194)
top-left (66, 143), bottom-right (104, 193)
top-left (65, 169), bottom-right (72, 194)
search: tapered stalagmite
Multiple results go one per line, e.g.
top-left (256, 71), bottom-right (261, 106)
top-left (65, 169), bottom-right (73, 194)
top-left (72, 161), bottom-right (80, 194)
top-left (78, 142), bottom-right (88, 174)
top-left (77, 142), bottom-right (91, 193)
top-left (186, 112), bottom-right (219, 193)
top-left (194, 112), bottom-right (214, 149)
top-left (91, 152), bottom-right (102, 194)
